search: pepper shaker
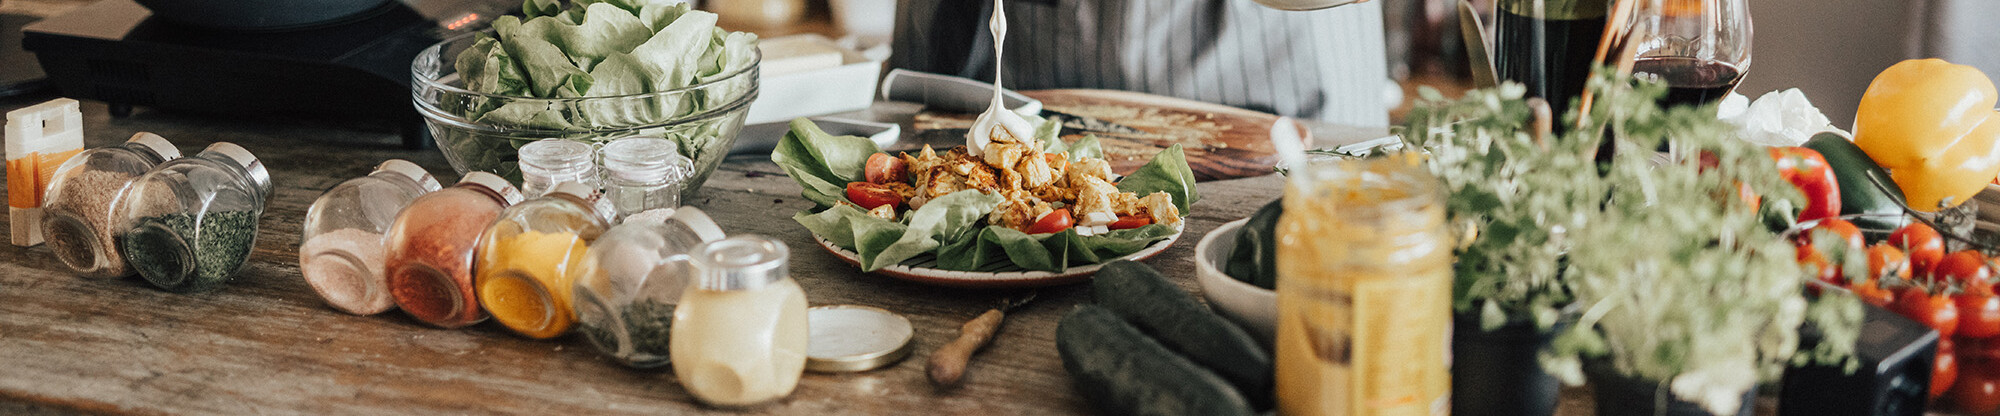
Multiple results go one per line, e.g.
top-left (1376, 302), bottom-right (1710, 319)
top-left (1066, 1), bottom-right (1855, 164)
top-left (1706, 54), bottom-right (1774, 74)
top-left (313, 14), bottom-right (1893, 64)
top-left (573, 207), bottom-right (726, 367)
top-left (383, 172), bottom-right (523, 328)
top-left (475, 181), bottom-right (610, 339)
top-left (117, 142), bottom-right (271, 293)
top-left (600, 137), bottom-right (693, 222)
top-left (299, 159), bottom-right (442, 315)
top-left (40, 133), bottom-right (181, 278)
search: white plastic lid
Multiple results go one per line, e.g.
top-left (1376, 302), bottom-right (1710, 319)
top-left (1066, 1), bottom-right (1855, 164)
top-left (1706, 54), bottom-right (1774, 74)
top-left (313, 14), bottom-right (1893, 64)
top-left (125, 132), bottom-right (182, 160)
top-left (6, 98), bottom-right (83, 156)
top-left (547, 181), bottom-right (596, 200)
top-left (374, 159), bottom-right (441, 192)
top-left (458, 171), bottom-right (525, 205)
top-left (203, 142), bottom-right (270, 200)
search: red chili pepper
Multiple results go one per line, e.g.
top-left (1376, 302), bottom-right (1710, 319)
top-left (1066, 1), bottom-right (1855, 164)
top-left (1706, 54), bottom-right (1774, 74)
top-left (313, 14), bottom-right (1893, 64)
top-left (1769, 147), bottom-right (1842, 223)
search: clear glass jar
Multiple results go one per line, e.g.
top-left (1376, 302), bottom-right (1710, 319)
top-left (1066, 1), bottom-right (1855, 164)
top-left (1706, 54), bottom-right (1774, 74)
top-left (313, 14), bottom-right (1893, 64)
top-left (671, 234), bottom-right (808, 407)
top-left (1274, 155), bottom-right (1453, 416)
top-left (299, 159), bottom-right (442, 315)
top-left (475, 181), bottom-right (610, 339)
top-left (601, 137), bottom-right (693, 222)
top-left (518, 139), bottom-right (597, 198)
top-left (384, 172), bottom-right (523, 328)
top-left (117, 142), bottom-right (272, 293)
top-left (573, 207), bottom-right (727, 367)
top-left (40, 132), bottom-right (181, 278)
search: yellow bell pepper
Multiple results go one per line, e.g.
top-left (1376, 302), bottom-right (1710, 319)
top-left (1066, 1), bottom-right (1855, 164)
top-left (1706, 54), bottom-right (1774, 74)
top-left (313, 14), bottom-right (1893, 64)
top-left (1852, 58), bottom-right (2000, 212)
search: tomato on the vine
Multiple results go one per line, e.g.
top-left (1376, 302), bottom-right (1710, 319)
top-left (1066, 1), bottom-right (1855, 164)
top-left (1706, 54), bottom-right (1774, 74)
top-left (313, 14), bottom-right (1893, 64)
top-left (1808, 219), bottom-right (1865, 253)
top-left (1959, 292), bottom-right (2000, 339)
top-left (1894, 289), bottom-right (1961, 338)
top-left (1866, 243), bottom-right (1911, 283)
top-left (1850, 281), bottom-right (1895, 307)
top-left (1893, 222), bottom-right (1946, 277)
top-left (1797, 243), bottom-right (1841, 286)
top-left (1947, 359), bottom-right (2000, 414)
top-left (1938, 338), bottom-right (1961, 399)
top-left (1938, 250), bottom-right (1995, 296)
top-left (846, 182), bottom-right (904, 210)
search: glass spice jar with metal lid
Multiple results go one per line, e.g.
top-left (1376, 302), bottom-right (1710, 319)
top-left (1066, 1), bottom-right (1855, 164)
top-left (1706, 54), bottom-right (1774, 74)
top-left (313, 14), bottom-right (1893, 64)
top-left (518, 139), bottom-right (598, 198)
top-left (572, 207), bottom-right (727, 367)
top-left (40, 132), bottom-right (182, 278)
top-left (117, 141), bottom-right (272, 293)
top-left (600, 137), bottom-right (693, 222)
top-left (475, 181), bottom-right (610, 339)
top-left (383, 171), bottom-right (523, 328)
top-left (299, 159), bottom-right (442, 315)
top-left (671, 235), bottom-right (809, 407)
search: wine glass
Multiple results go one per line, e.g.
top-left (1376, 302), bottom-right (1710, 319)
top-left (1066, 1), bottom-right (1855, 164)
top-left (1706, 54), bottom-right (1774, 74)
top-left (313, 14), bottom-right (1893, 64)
top-left (1628, 0), bottom-right (1752, 109)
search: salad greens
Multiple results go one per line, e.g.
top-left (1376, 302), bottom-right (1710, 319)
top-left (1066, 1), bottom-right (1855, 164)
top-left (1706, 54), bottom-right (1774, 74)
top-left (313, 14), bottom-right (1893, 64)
top-left (439, 0), bottom-right (758, 182)
top-left (775, 118), bottom-right (1195, 273)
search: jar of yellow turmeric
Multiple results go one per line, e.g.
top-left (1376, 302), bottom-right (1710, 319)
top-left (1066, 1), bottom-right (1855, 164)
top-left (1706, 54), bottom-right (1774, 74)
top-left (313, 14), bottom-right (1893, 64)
top-left (475, 181), bottom-right (610, 339)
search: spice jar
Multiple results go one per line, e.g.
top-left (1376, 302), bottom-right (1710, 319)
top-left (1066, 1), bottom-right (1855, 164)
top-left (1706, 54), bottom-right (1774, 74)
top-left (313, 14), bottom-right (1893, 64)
top-left (518, 139), bottom-right (597, 198)
top-left (600, 137), bottom-right (693, 222)
top-left (475, 181), bottom-right (610, 339)
top-left (573, 207), bottom-right (726, 367)
top-left (117, 142), bottom-right (272, 293)
top-left (671, 235), bottom-right (809, 407)
top-left (383, 171), bottom-right (523, 328)
top-left (40, 132), bottom-right (181, 278)
top-left (299, 159), bottom-right (442, 315)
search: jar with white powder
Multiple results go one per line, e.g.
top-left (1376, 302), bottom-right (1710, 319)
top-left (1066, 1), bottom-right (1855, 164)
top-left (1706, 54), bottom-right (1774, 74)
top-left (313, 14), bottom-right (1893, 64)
top-left (298, 159), bottom-right (441, 314)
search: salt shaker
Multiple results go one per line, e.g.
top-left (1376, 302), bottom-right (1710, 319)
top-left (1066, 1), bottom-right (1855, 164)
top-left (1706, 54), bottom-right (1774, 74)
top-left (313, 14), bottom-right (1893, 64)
top-left (600, 137), bottom-right (693, 221)
top-left (671, 235), bottom-right (809, 407)
top-left (117, 142), bottom-right (272, 293)
top-left (475, 181), bottom-right (610, 339)
top-left (40, 132), bottom-right (181, 278)
top-left (299, 159), bottom-right (442, 315)
top-left (383, 171), bottom-right (523, 328)
top-left (572, 207), bottom-right (726, 367)
top-left (518, 139), bottom-right (597, 198)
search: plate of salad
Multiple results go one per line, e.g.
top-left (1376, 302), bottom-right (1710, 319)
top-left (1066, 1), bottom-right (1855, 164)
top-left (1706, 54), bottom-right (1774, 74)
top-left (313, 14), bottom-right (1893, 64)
top-left (772, 118), bottom-right (1198, 288)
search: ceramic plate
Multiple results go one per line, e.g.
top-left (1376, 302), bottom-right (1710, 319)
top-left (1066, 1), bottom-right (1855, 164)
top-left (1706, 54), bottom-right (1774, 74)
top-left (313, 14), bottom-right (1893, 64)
top-left (813, 223), bottom-right (1185, 288)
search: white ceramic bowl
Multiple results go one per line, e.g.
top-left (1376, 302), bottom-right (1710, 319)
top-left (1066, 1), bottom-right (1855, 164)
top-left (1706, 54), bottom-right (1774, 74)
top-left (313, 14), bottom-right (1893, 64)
top-left (1194, 218), bottom-right (1277, 343)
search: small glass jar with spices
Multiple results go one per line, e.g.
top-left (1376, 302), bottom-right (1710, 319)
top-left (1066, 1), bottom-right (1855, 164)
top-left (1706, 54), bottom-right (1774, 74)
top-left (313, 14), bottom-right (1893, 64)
top-left (40, 132), bottom-right (181, 278)
top-left (299, 159), bottom-right (442, 315)
top-left (671, 235), bottom-right (809, 407)
top-left (475, 181), bottom-right (610, 339)
top-left (572, 207), bottom-right (726, 367)
top-left (600, 137), bottom-right (693, 222)
top-left (383, 171), bottom-right (523, 328)
top-left (117, 142), bottom-right (272, 293)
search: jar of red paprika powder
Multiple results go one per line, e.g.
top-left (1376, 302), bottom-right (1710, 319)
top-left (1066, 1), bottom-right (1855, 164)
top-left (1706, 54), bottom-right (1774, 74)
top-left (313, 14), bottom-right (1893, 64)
top-left (382, 171), bottom-right (523, 328)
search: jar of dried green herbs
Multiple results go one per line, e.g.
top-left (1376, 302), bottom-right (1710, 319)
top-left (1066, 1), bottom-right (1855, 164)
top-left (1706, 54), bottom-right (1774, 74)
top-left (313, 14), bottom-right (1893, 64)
top-left (571, 207), bottom-right (725, 368)
top-left (118, 142), bottom-right (272, 293)
top-left (40, 132), bottom-right (181, 278)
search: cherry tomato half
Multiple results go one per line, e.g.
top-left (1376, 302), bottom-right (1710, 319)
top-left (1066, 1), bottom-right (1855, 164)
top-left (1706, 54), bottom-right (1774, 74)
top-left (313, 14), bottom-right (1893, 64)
top-left (864, 153), bottom-right (908, 184)
top-left (1893, 222), bottom-right (1946, 278)
top-left (1108, 214), bottom-right (1152, 230)
top-left (1959, 292), bottom-right (2000, 339)
top-left (1895, 289), bottom-right (1961, 338)
top-left (846, 182), bottom-right (904, 210)
top-left (1027, 208), bottom-right (1074, 234)
top-left (1939, 250), bottom-right (1995, 296)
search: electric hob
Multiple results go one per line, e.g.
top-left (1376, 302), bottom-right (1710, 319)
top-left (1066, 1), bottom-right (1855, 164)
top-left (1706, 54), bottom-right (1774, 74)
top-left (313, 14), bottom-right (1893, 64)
top-left (21, 0), bottom-right (516, 148)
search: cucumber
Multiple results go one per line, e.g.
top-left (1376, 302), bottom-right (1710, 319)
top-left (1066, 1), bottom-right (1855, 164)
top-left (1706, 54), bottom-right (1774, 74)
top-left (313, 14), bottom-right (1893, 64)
top-left (1092, 260), bottom-right (1273, 406)
top-left (1057, 305), bottom-right (1253, 416)
top-left (1803, 131), bottom-right (1908, 230)
top-left (1225, 198), bottom-right (1282, 289)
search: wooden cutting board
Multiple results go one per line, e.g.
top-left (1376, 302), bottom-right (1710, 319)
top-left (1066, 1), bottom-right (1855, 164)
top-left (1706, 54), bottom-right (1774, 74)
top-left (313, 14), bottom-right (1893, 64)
top-left (908, 89), bottom-right (1304, 182)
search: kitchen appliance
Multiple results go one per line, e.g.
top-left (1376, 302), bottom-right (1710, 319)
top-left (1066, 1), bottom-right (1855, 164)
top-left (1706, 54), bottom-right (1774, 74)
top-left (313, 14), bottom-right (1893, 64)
top-left (1780, 301), bottom-right (1939, 416)
top-left (21, 0), bottom-right (516, 149)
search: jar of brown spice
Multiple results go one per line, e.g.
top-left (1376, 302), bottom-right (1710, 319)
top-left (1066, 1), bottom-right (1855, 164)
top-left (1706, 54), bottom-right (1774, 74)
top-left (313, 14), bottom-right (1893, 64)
top-left (383, 171), bottom-right (523, 328)
top-left (39, 132), bottom-right (181, 278)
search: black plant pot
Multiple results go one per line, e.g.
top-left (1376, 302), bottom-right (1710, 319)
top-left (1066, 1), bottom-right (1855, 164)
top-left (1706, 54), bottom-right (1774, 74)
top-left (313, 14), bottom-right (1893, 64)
top-left (1585, 360), bottom-right (1757, 416)
top-left (1451, 312), bottom-right (1565, 416)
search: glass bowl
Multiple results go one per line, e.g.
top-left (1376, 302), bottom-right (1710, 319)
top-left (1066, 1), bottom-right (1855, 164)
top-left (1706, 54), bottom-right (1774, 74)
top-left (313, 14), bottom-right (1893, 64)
top-left (411, 31), bottom-right (760, 202)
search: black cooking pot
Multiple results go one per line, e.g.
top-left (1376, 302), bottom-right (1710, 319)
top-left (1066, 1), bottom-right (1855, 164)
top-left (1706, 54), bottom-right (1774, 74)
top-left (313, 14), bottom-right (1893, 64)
top-left (133, 0), bottom-right (396, 31)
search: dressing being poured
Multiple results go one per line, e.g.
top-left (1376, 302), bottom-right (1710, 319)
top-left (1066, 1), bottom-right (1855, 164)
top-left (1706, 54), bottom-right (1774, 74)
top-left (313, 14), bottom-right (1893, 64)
top-left (967, 0), bottom-right (1037, 156)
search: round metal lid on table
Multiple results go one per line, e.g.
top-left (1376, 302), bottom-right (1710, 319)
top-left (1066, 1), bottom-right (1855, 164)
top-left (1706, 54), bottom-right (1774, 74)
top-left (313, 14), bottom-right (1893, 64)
top-left (806, 305), bottom-right (914, 373)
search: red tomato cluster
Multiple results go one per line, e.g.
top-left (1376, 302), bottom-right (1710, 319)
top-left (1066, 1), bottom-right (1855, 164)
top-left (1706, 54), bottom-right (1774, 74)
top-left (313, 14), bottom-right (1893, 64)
top-left (1801, 220), bottom-right (2000, 410)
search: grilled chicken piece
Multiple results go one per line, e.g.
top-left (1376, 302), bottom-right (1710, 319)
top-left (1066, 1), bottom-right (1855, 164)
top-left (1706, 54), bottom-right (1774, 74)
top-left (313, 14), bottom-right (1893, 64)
top-left (868, 204), bottom-right (898, 221)
top-left (1072, 175), bottom-right (1121, 226)
top-left (1134, 191), bottom-right (1181, 226)
top-left (988, 190), bottom-right (1053, 232)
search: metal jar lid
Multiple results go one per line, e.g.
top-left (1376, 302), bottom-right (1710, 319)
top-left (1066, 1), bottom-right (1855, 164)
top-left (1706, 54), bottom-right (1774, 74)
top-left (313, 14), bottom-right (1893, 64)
top-left (806, 305), bottom-right (914, 373)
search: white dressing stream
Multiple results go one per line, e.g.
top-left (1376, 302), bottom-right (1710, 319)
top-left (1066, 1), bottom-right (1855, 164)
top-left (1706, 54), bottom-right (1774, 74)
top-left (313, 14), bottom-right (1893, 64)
top-left (967, 0), bottom-right (1036, 156)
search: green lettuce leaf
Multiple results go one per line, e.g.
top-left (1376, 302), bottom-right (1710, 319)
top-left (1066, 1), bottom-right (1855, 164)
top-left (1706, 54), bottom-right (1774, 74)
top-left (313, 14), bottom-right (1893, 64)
top-left (772, 118), bottom-right (881, 207)
top-left (1116, 144), bottom-right (1200, 212)
top-left (494, 16), bottom-right (592, 97)
top-left (1067, 134), bottom-right (1103, 161)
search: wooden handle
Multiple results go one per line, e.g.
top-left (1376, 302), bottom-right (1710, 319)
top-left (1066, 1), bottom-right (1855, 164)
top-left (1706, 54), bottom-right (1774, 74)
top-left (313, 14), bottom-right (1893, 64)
top-left (928, 309), bottom-right (1007, 388)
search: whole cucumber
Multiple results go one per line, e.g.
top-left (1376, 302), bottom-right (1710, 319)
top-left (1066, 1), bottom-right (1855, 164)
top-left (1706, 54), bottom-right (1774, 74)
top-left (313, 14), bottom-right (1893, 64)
top-left (1093, 260), bottom-right (1273, 406)
top-left (1802, 131), bottom-right (1908, 230)
top-left (1057, 305), bottom-right (1254, 416)
top-left (1225, 198), bottom-right (1283, 290)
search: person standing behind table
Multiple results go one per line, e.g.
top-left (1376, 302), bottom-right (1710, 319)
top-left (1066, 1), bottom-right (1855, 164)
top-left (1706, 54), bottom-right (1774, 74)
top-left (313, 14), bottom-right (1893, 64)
top-left (890, 0), bottom-right (1390, 127)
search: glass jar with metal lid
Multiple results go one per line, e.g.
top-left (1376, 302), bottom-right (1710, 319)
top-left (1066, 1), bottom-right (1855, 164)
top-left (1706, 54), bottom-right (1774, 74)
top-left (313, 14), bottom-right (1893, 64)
top-left (572, 207), bottom-right (727, 367)
top-left (40, 132), bottom-right (182, 278)
top-left (475, 181), bottom-right (611, 339)
top-left (671, 234), bottom-right (809, 407)
top-left (116, 142), bottom-right (272, 293)
top-left (384, 171), bottom-right (523, 328)
top-left (299, 159), bottom-right (442, 315)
